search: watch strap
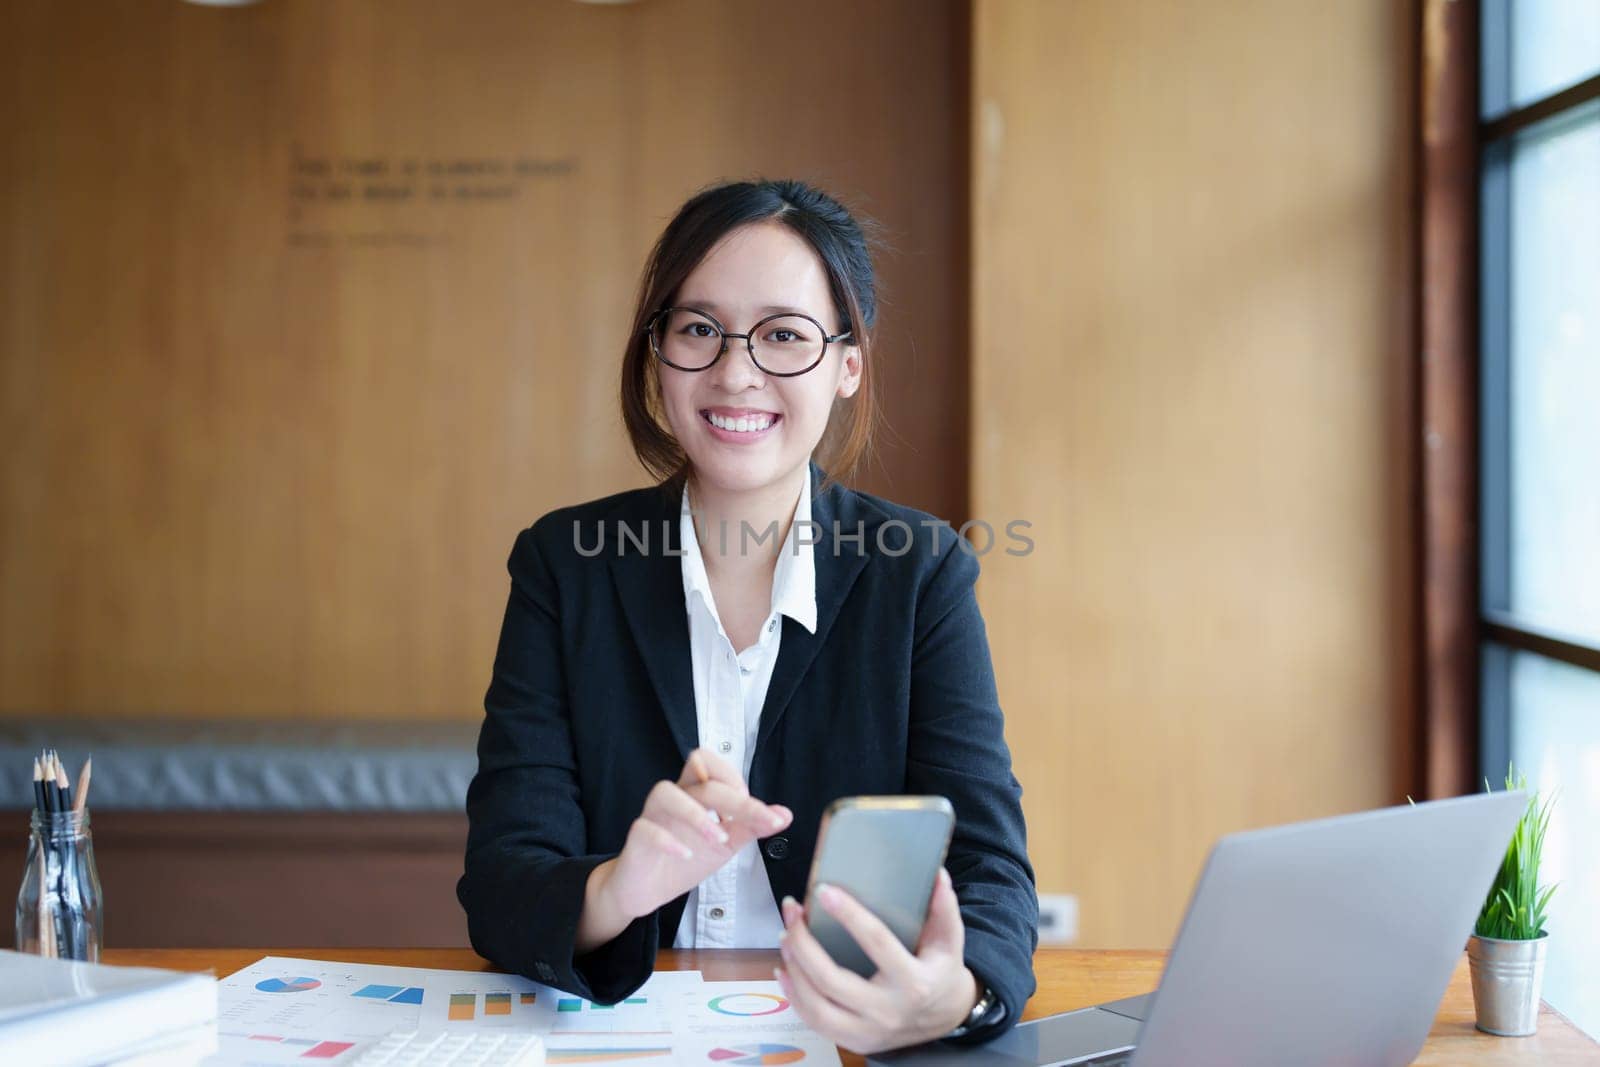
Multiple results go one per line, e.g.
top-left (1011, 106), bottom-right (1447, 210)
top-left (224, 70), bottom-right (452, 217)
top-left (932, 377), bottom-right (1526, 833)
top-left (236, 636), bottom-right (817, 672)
top-left (946, 982), bottom-right (999, 1038)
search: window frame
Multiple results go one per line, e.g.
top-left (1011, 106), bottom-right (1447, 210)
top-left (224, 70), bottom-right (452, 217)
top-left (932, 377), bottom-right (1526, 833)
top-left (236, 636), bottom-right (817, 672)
top-left (1417, 0), bottom-right (1600, 796)
top-left (1474, 1), bottom-right (1600, 780)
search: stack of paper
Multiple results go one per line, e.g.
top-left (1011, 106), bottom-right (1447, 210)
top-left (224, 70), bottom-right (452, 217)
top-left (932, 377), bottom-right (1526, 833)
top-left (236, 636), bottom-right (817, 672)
top-left (0, 949), bottom-right (218, 1066)
top-left (210, 956), bottom-right (842, 1065)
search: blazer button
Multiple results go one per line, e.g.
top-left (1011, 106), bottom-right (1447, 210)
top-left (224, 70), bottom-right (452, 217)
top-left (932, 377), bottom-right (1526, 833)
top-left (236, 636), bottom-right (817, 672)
top-left (763, 836), bottom-right (790, 860)
top-left (534, 962), bottom-right (556, 982)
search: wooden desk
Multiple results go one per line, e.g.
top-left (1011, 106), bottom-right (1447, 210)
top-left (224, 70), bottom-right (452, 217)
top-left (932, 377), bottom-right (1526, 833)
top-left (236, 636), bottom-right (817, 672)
top-left (104, 948), bottom-right (1598, 1065)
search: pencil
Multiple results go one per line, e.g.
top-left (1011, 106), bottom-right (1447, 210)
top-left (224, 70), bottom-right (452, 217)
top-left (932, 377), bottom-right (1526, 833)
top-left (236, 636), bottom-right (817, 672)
top-left (54, 756), bottom-right (71, 813)
top-left (49, 753), bottom-right (78, 958)
top-left (37, 859), bottom-right (54, 959)
top-left (41, 753), bottom-right (57, 813)
top-left (73, 757), bottom-right (93, 816)
top-left (32, 757), bottom-right (46, 814)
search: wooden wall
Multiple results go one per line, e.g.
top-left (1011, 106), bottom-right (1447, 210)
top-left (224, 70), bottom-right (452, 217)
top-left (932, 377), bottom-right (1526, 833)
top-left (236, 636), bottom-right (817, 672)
top-left (970, 0), bottom-right (1417, 947)
top-left (2, 0), bottom-right (1427, 956)
top-left (0, 0), bottom-right (968, 720)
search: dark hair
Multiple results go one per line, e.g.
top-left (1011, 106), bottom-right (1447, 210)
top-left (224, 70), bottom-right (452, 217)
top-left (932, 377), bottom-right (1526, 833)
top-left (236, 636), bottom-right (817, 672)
top-left (620, 178), bottom-right (882, 491)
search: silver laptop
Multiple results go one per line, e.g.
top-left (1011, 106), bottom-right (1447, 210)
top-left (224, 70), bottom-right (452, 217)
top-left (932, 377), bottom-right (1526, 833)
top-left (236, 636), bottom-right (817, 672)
top-left (870, 792), bottom-right (1526, 1067)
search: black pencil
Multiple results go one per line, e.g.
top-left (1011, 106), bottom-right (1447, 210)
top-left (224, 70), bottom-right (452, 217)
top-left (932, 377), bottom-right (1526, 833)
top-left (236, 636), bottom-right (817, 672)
top-left (58, 755), bottom-right (78, 966)
top-left (50, 754), bottom-right (77, 959)
top-left (32, 752), bottom-right (59, 957)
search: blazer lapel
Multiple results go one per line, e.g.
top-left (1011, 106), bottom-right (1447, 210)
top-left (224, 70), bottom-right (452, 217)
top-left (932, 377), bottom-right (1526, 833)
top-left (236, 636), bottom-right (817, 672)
top-left (607, 465), bottom-right (876, 766)
top-left (607, 483), bottom-right (699, 763)
top-left (755, 463), bottom-right (872, 754)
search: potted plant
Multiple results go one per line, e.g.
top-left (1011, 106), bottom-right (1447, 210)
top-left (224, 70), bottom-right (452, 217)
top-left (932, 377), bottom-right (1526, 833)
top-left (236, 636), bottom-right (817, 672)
top-left (1467, 766), bottom-right (1557, 1037)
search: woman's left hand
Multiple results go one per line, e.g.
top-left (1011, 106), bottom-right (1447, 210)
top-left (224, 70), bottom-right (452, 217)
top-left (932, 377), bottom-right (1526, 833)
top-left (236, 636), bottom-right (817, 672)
top-left (775, 867), bottom-right (981, 1055)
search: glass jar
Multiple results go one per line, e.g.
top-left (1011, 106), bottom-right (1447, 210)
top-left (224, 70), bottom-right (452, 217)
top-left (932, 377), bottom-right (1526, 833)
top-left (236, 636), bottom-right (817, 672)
top-left (15, 808), bottom-right (103, 961)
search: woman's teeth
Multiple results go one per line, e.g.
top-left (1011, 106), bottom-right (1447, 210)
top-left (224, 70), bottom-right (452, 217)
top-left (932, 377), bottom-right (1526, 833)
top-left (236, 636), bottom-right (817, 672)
top-left (706, 412), bottom-right (774, 433)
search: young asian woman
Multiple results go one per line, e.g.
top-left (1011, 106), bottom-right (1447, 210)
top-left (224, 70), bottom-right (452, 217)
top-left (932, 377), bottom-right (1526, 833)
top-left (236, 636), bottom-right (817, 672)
top-left (457, 178), bottom-right (1037, 1054)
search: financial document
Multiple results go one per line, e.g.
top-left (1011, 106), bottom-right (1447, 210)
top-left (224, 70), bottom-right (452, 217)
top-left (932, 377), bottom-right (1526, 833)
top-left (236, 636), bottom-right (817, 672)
top-left (208, 956), bottom-right (841, 1066)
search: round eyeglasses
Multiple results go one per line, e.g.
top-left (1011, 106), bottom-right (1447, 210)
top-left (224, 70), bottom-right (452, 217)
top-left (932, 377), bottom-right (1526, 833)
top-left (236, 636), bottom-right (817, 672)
top-left (644, 307), bottom-right (852, 377)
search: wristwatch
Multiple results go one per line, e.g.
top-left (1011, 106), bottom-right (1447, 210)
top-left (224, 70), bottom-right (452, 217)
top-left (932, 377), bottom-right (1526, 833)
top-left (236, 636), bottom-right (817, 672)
top-left (946, 982), bottom-right (1001, 1038)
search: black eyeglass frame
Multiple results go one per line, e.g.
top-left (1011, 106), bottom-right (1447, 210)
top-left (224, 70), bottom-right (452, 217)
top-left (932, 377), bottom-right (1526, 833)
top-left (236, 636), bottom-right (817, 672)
top-left (643, 306), bottom-right (853, 378)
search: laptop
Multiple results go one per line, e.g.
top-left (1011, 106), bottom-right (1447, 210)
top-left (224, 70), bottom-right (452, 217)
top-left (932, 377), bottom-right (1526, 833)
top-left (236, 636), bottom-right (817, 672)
top-left (870, 792), bottom-right (1527, 1067)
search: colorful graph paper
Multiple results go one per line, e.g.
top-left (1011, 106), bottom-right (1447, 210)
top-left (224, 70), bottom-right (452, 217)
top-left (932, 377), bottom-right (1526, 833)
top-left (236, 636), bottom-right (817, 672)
top-left (546, 1049), bottom-right (672, 1064)
top-left (255, 976), bottom-right (322, 994)
top-left (557, 996), bottom-right (648, 1011)
top-left (706, 993), bottom-right (789, 1017)
top-left (235, 1035), bottom-right (355, 1059)
top-left (352, 983), bottom-right (424, 1005)
top-left (707, 1045), bottom-right (806, 1065)
top-left (352, 984), bottom-right (403, 1000)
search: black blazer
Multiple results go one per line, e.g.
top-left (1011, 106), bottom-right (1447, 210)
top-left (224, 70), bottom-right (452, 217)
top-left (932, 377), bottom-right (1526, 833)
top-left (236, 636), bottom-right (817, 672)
top-left (457, 463), bottom-right (1037, 1040)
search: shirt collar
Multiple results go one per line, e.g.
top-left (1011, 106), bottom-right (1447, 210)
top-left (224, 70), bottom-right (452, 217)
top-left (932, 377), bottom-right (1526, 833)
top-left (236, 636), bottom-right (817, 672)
top-left (680, 467), bottom-right (819, 635)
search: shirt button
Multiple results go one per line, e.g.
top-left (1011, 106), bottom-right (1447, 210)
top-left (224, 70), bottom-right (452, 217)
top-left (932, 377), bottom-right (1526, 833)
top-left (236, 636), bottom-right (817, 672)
top-left (708, 907), bottom-right (726, 920)
top-left (768, 619), bottom-right (777, 633)
top-left (739, 664), bottom-right (751, 675)
top-left (718, 741), bottom-right (732, 753)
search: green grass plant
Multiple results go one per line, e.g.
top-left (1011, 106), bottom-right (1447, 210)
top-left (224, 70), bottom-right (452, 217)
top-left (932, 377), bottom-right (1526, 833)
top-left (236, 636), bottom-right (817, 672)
top-left (1474, 764), bottom-right (1557, 941)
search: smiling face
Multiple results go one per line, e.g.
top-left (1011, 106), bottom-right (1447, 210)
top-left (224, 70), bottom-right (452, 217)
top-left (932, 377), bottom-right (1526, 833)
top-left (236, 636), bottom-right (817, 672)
top-left (655, 221), bottom-right (861, 497)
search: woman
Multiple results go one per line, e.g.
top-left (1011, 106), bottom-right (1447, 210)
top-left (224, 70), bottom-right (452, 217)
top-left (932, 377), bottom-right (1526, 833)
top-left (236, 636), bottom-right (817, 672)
top-left (457, 179), bottom-right (1036, 1052)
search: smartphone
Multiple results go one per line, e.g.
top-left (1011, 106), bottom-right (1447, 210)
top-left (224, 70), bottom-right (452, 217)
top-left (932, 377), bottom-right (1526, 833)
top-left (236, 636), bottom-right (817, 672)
top-left (803, 795), bottom-right (956, 978)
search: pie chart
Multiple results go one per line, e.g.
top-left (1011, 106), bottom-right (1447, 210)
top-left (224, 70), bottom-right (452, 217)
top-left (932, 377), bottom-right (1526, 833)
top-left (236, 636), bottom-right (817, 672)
top-left (255, 976), bottom-right (322, 993)
top-left (707, 1045), bottom-right (806, 1065)
top-left (706, 992), bottom-right (789, 1016)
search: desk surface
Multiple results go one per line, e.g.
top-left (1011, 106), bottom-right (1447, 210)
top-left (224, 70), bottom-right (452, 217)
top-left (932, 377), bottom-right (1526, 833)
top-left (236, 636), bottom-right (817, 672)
top-left (104, 947), bottom-right (1598, 1066)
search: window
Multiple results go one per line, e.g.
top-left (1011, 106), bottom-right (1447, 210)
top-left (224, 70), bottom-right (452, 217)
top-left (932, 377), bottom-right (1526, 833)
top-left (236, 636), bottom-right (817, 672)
top-left (1479, 0), bottom-right (1600, 1040)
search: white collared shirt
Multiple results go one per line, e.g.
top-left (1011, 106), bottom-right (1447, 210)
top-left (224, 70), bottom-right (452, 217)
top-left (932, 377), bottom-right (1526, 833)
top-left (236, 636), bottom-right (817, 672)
top-left (671, 469), bottom-right (818, 949)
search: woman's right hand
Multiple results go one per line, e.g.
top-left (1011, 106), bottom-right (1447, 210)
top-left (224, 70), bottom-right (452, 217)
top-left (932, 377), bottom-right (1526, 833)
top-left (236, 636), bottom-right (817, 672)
top-left (576, 748), bottom-right (792, 952)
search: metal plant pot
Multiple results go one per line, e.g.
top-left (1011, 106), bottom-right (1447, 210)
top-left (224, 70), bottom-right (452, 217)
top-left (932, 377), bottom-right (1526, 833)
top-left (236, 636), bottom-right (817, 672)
top-left (1467, 932), bottom-right (1549, 1037)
